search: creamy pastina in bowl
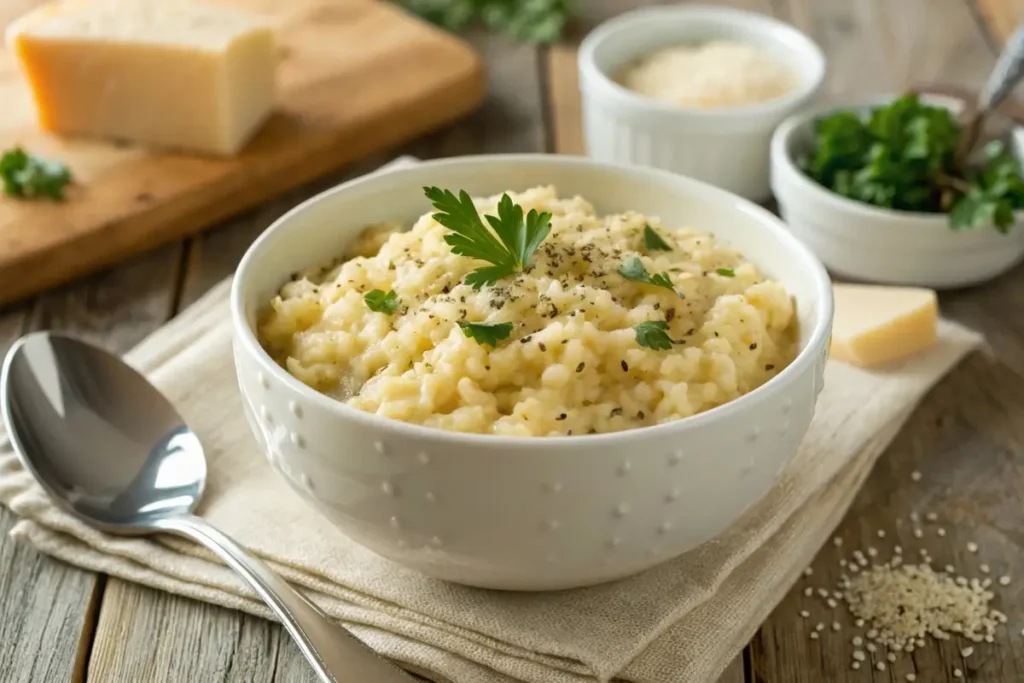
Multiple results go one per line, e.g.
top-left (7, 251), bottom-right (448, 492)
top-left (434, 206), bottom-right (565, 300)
top-left (230, 155), bottom-right (833, 590)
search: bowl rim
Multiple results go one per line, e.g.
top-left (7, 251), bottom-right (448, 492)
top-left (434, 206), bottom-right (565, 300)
top-left (772, 92), bottom-right (1024, 227)
top-left (577, 3), bottom-right (827, 120)
top-left (230, 153), bottom-right (833, 448)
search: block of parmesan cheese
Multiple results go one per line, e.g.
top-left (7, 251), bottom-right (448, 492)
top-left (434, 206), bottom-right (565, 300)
top-left (6, 0), bottom-right (276, 156)
top-left (830, 283), bottom-right (938, 368)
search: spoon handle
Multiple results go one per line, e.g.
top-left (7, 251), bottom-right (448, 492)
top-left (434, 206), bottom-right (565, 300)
top-left (981, 22), bottom-right (1024, 112)
top-left (153, 514), bottom-right (416, 683)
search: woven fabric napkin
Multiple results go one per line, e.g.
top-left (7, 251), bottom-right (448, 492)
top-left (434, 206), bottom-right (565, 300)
top-left (0, 157), bottom-right (983, 683)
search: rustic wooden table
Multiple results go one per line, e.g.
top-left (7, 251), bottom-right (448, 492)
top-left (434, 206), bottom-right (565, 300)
top-left (2, 0), bottom-right (1023, 681)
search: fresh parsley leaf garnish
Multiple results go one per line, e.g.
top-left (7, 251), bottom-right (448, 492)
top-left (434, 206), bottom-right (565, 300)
top-left (425, 186), bottom-right (552, 289)
top-left (643, 224), bottom-right (673, 251)
top-left (457, 320), bottom-right (514, 346)
top-left (619, 256), bottom-right (677, 293)
top-left (801, 93), bottom-right (1024, 232)
top-left (394, 0), bottom-right (572, 44)
top-left (634, 320), bottom-right (673, 350)
top-left (716, 267), bottom-right (735, 277)
top-left (364, 289), bottom-right (400, 313)
top-left (0, 147), bottom-right (73, 201)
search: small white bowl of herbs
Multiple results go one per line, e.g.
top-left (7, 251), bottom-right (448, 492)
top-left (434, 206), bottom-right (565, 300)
top-left (771, 93), bottom-right (1024, 289)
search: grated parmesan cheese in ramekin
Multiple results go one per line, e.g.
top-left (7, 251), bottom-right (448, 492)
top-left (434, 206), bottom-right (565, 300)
top-left (618, 40), bottom-right (800, 109)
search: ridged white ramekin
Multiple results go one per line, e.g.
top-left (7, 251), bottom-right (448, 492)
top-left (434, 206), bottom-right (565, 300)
top-left (577, 4), bottom-right (826, 202)
top-left (772, 95), bottom-right (1024, 289)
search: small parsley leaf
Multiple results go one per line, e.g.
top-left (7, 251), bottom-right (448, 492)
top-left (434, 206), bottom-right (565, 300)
top-left (457, 320), bottom-right (514, 347)
top-left (0, 147), bottom-right (73, 200)
top-left (643, 224), bottom-right (673, 251)
top-left (364, 289), bottom-right (400, 313)
top-left (716, 267), bottom-right (735, 277)
top-left (619, 256), bottom-right (677, 294)
top-left (425, 186), bottom-right (552, 289)
top-left (634, 320), bottom-right (673, 350)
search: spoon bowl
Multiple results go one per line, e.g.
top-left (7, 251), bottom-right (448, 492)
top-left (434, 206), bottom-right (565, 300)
top-left (1, 331), bottom-right (415, 683)
top-left (2, 332), bottom-right (205, 533)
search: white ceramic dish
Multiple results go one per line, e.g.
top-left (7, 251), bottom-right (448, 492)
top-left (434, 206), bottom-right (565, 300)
top-left (577, 4), bottom-right (825, 202)
top-left (230, 155), bottom-right (833, 591)
top-left (772, 95), bottom-right (1024, 289)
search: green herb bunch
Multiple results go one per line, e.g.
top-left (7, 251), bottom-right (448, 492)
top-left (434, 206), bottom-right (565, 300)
top-left (801, 93), bottom-right (1024, 232)
top-left (394, 0), bottom-right (572, 44)
top-left (0, 147), bottom-right (73, 201)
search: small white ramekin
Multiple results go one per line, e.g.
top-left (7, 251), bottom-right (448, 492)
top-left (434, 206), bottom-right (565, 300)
top-left (771, 95), bottom-right (1024, 289)
top-left (577, 4), bottom-right (826, 202)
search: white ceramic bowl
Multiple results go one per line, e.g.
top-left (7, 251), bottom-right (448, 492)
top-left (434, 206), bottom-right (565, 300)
top-left (230, 155), bottom-right (833, 591)
top-left (772, 95), bottom-right (1024, 289)
top-left (577, 4), bottom-right (825, 202)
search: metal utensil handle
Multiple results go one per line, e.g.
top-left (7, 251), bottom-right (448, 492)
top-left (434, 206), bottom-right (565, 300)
top-left (981, 22), bottom-right (1024, 111)
top-left (154, 515), bottom-right (417, 683)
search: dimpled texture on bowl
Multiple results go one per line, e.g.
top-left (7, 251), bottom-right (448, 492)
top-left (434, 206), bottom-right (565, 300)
top-left (578, 4), bottom-right (825, 202)
top-left (230, 155), bottom-right (833, 590)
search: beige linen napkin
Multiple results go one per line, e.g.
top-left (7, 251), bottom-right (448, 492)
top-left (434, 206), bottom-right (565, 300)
top-left (0, 158), bottom-right (983, 683)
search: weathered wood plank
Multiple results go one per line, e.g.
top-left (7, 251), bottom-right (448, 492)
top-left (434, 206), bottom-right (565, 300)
top-left (752, 352), bottom-right (1024, 683)
top-left (752, 1), bottom-right (1022, 682)
top-left (974, 0), bottom-right (1024, 44)
top-left (0, 243), bottom-right (182, 683)
top-left (88, 27), bottom-right (549, 683)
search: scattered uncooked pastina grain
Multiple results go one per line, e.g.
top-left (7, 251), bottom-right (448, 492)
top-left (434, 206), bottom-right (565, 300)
top-left (1000, 575), bottom-right (1011, 586)
top-left (911, 470), bottom-right (922, 481)
top-left (803, 586), bottom-right (813, 597)
top-left (926, 512), bottom-right (939, 522)
top-left (967, 542), bottom-right (979, 553)
top-left (842, 562), bottom-right (1000, 649)
top-left (961, 646), bottom-right (974, 657)
top-left (906, 674), bottom-right (917, 681)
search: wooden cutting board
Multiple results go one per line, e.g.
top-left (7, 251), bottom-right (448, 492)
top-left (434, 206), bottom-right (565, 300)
top-left (0, 0), bottom-right (485, 305)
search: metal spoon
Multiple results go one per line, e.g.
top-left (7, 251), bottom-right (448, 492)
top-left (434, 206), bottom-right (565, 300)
top-left (0, 331), bottom-right (416, 683)
top-left (956, 21), bottom-right (1024, 167)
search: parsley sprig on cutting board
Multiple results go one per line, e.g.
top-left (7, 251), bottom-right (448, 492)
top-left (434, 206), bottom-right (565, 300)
top-left (425, 186), bottom-right (552, 289)
top-left (801, 93), bottom-right (1024, 232)
top-left (0, 147), bottom-right (73, 201)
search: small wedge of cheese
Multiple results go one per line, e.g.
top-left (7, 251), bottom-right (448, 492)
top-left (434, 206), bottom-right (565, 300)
top-left (6, 0), bottom-right (276, 156)
top-left (830, 284), bottom-right (938, 368)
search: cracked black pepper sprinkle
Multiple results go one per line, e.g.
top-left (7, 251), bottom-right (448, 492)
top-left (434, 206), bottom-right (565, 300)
top-left (556, 413), bottom-right (567, 421)
top-left (576, 362), bottom-right (585, 373)
top-left (621, 360), bottom-right (629, 371)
